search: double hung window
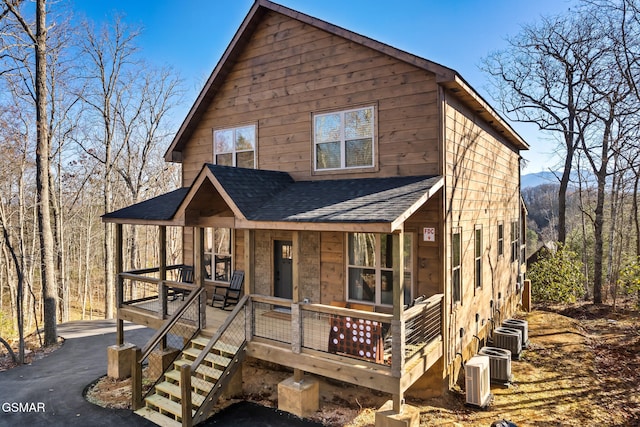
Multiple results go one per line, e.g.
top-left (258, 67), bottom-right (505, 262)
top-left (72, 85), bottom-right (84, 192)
top-left (475, 226), bottom-right (482, 289)
top-left (452, 228), bottom-right (462, 304)
top-left (204, 228), bottom-right (232, 282)
top-left (214, 124), bottom-right (256, 168)
top-left (347, 233), bottom-right (412, 306)
top-left (314, 106), bottom-right (374, 171)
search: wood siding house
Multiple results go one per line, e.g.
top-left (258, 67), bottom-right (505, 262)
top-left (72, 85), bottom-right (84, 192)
top-left (103, 1), bottom-right (528, 425)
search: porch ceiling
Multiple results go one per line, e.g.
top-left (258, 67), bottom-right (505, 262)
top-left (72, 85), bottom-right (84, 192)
top-left (103, 164), bottom-right (444, 231)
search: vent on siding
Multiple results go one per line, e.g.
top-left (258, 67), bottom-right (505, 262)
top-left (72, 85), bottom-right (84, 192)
top-left (479, 346), bottom-right (512, 384)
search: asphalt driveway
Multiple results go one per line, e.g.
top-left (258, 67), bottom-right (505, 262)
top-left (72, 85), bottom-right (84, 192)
top-left (0, 320), bottom-right (323, 427)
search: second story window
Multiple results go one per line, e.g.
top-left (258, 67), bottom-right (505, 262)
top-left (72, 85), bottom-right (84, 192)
top-left (314, 106), bottom-right (374, 171)
top-left (214, 124), bottom-right (256, 168)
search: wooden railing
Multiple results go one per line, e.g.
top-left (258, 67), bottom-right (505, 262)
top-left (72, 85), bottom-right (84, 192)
top-left (248, 294), bottom-right (444, 373)
top-left (118, 264), bottom-right (198, 318)
top-left (131, 287), bottom-right (207, 410)
top-left (188, 295), bottom-right (249, 425)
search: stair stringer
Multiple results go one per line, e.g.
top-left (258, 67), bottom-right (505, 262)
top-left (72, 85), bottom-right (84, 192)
top-left (191, 340), bottom-right (247, 425)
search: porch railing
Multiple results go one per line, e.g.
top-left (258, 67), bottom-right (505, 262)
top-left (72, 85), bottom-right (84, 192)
top-left (248, 294), bottom-right (444, 371)
top-left (131, 287), bottom-right (207, 410)
top-left (403, 294), bottom-right (444, 360)
top-left (118, 264), bottom-right (198, 318)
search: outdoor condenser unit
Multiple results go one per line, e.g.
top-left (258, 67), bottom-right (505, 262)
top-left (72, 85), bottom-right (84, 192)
top-left (502, 318), bottom-right (529, 348)
top-left (479, 346), bottom-right (513, 384)
top-left (493, 326), bottom-right (522, 359)
top-left (465, 355), bottom-right (491, 408)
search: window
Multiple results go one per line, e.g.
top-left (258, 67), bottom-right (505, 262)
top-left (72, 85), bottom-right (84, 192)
top-left (497, 222), bottom-right (504, 257)
top-left (452, 228), bottom-right (461, 304)
top-left (475, 226), bottom-right (482, 289)
top-left (510, 220), bottom-right (519, 263)
top-left (213, 124), bottom-right (256, 168)
top-left (347, 232), bottom-right (412, 306)
top-left (204, 228), bottom-right (232, 282)
top-left (314, 106), bottom-right (374, 171)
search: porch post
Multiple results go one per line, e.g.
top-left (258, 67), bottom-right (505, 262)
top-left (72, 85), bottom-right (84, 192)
top-left (392, 229), bottom-right (406, 413)
top-left (194, 227), bottom-right (206, 327)
top-left (115, 223), bottom-right (124, 346)
top-left (291, 231), bottom-right (302, 380)
top-left (159, 226), bottom-right (167, 319)
top-left (243, 229), bottom-right (255, 295)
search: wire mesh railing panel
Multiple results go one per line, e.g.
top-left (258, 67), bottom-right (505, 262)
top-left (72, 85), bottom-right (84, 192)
top-left (122, 278), bottom-right (159, 306)
top-left (300, 309), bottom-right (329, 352)
top-left (251, 301), bottom-right (292, 344)
top-left (136, 290), bottom-right (205, 400)
top-left (404, 298), bottom-right (442, 360)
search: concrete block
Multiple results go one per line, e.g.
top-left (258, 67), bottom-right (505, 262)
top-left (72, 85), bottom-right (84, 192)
top-left (375, 400), bottom-right (420, 427)
top-left (107, 343), bottom-right (136, 380)
top-left (277, 376), bottom-right (319, 418)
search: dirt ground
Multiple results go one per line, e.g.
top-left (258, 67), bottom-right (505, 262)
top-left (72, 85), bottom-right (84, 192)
top-left (4, 303), bottom-right (639, 426)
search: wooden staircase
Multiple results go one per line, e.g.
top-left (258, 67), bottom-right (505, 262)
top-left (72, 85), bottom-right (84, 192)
top-left (135, 334), bottom-right (245, 427)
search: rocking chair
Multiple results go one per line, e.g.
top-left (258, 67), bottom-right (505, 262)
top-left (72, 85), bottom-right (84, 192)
top-left (211, 270), bottom-right (244, 309)
top-left (169, 265), bottom-right (193, 301)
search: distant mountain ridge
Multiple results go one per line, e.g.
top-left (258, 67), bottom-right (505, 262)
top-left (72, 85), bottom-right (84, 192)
top-left (521, 170), bottom-right (597, 189)
top-left (521, 171), bottom-right (559, 188)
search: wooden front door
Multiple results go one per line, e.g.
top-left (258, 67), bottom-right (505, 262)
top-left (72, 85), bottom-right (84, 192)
top-left (274, 240), bottom-right (293, 299)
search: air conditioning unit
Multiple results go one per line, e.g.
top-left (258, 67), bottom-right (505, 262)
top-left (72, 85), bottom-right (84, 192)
top-left (479, 346), bottom-right (512, 384)
top-left (465, 355), bottom-right (491, 408)
top-left (502, 318), bottom-right (529, 348)
top-left (493, 327), bottom-right (522, 359)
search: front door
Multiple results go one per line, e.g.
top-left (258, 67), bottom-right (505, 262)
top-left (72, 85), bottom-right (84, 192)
top-left (274, 240), bottom-right (293, 299)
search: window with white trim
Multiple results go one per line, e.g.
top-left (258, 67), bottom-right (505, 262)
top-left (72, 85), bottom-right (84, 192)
top-left (346, 232), bottom-right (412, 306)
top-left (497, 222), bottom-right (504, 257)
top-left (213, 124), bottom-right (256, 168)
top-left (204, 228), bottom-right (232, 282)
top-left (314, 106), bottom-right (374, 171)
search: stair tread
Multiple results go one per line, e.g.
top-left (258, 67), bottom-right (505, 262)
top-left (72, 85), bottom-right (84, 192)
top-left (191, 336), bottom-right (240, 355)
top-left (165, 369), bottom-right (219, 392)
top-left (155, 381), bottom-right (206, 407)
top-left (145, 394), bottom-right (195, 419)
top-left (182, 348), bottom-right (233, 367)
top-left (135, 407), bottom-right (182, 427)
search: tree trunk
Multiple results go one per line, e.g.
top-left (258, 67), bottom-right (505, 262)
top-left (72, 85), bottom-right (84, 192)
top-left (34, 0), bottom-right (57, 346)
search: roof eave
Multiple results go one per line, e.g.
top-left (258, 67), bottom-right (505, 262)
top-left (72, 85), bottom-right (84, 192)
top-left (439, 75), bottom-right (530, 151)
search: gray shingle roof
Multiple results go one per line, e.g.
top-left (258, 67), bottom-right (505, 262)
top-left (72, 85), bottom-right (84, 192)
top-left (103, 164), bottom-right (442, 226)
top-left (206, 164), bottom-right (440, 223)
top-left (102, 187), bottom-right (189, 221)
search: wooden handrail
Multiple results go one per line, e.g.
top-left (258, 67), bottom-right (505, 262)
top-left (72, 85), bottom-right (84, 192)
top-left (302, 302), bottom-right (393, 323)
top-left (139, 287), bottom-right (205, 362)
top-left (190, 294), bottom-right (249, 372)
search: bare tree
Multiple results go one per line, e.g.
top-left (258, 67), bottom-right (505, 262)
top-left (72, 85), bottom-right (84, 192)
top-left (482, 11), bottom-right (598, 244)
top-left (2, 0), bottom-right (57, 345)
top-left (74, 18), bottom-right (140, 319)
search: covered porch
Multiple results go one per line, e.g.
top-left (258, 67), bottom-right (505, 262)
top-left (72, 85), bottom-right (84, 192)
top-left (103, 164), bottom-right (446, 420)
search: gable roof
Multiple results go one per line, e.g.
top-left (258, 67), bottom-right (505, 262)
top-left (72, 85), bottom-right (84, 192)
top-left (104, 164), bottom-right (444, 232)
top-left (201, 164), bottom-right (443, 227)
top-left (164, 0), bottom-right (528, 163)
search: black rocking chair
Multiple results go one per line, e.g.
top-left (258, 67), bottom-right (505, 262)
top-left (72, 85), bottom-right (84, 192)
top-left (211, 270), bottom-right (244, 309)
top-left (169, 265), bottom-right (193, 301)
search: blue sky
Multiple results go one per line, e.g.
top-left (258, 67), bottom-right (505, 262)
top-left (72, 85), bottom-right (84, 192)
top-left (68, 0), bottom-right (578, 173)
